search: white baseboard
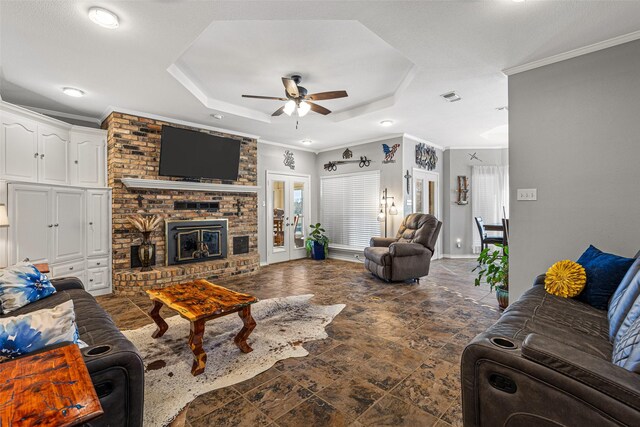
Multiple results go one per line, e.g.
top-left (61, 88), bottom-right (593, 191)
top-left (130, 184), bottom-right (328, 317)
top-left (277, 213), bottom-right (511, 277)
top-left (328, 254), bottom-right (363, 263)
top-left (442, 254), bottom-right (477, 259)
top-left (259, 261), bottom-right (268, 266)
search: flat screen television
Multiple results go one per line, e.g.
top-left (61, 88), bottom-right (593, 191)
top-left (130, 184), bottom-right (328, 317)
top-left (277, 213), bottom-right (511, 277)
top-left (159, 125), bottom-right (241, 180)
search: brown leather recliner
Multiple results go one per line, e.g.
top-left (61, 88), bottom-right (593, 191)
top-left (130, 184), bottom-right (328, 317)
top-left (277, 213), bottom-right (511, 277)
top-left (364, 213), bottom-right (442, 282)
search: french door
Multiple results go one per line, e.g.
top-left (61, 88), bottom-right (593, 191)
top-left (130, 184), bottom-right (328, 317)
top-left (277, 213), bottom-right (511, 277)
top-left (412, 168), bottom-right (441, 258)
top-left (266, 172), bottom-right (311, 264)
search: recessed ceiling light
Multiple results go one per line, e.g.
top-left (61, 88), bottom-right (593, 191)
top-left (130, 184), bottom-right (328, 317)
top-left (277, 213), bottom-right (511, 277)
top-left (211, 114), bottom-right (223, 120)
top-left (62, 87), bottom-right (85, 98)
top-left (88, 7), bottom-right (119, 29)
top-left (379, 120), bottom-right (394, 127)
top-left (301, 139), bottom-right (312, 145)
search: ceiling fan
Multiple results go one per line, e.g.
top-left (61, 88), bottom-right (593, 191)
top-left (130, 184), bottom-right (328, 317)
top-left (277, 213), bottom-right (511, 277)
top-left (242, 75), bottom-right (348, 117)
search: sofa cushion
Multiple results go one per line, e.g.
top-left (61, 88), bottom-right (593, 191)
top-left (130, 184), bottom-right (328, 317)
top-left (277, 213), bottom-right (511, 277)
top-left (575, 245), bottom-right (635, 310)
top-left (0, 299), bottom-right (82, 360)
top-left (609, 257), bottom-right (640, 341)
top-left (612, 309), bottom-right (640, 373)
top-left (0, 263), bottom-right (56, 314)
top-left (364, 246), bottom-right (391, 265)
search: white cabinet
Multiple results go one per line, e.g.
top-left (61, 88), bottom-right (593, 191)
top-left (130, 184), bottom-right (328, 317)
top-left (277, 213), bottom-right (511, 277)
top-left (70, 131), bottom-right (106, 187)
top-left (86, 190), bottom-right (110, 257)
top-left (0, 112), bottom-right (39, 182)
top-left (86, 266), bottom-right (110, 293)
top-left (38, 125), bottom-right (70, 185)
top-left (8, 184), bottom-right (52, 263)
top-left (51, 188), bottom-right (85, 263)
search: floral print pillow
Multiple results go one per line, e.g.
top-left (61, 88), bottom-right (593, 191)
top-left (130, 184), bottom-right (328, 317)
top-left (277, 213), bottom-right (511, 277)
top-left (0, 262), bottom-right (56, 314)
top-left (0, 300), bottom-right (85, 361)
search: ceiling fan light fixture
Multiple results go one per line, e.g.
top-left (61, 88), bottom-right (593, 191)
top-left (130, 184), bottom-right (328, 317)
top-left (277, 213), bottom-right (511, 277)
top-left (298, 101), bottom-right (311, 117)
top-left (283, 100), bottom-right (296, 116)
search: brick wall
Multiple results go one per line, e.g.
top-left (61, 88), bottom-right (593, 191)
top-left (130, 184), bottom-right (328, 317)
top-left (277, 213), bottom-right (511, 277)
top-left (103, 112), bottom-right (259, 293)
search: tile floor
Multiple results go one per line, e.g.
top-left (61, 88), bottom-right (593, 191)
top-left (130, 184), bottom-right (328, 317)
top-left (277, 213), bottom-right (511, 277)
top-left (97, 258), bottom-right (501, 426)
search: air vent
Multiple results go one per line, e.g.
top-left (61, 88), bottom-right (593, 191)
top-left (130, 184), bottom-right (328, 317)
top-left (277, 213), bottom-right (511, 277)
top-left (440, 91), bottom-right (461, 102)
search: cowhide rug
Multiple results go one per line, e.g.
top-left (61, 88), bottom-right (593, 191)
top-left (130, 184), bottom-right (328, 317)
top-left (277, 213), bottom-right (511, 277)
top-left (122, 294), bottom-right (344, 427)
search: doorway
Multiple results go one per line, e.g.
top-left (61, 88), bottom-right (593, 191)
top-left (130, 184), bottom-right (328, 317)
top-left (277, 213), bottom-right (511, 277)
top-left (412, 168), bottom-right (441, 258)
top-left (266, 172), bottom-right (311, 264)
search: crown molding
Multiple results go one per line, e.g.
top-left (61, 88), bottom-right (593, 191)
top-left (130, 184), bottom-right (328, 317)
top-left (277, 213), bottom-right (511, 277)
top-left (258, 139), bottom-right (318, 154)
top-left (503, 30), bottom-right (640, 76)
top-left (444, 145), bottom-right (508, 150)
top-left (16, 105), bottom-right (102, 125)
top-left (99, 106), bottom-right (261, 140)
top-left (402, 133), bottom-right (445, 151)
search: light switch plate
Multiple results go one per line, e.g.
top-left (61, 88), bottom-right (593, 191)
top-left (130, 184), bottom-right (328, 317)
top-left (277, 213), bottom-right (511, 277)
top-left (517, 188), bottom-right (537, 201)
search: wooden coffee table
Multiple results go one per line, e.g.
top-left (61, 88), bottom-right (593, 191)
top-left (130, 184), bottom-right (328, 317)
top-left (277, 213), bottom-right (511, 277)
top-left (146, 279), bottom-right (258, 376)
top-left (0, 344), bottom-right (103, 426)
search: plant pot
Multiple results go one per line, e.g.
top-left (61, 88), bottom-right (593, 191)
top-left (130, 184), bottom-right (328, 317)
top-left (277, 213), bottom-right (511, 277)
top-left (312, 241), bottom-right (326, 260)
top-left (496, 287), bottom-right (509, 310)
top-left (138, 231), bottom-right (154, 272)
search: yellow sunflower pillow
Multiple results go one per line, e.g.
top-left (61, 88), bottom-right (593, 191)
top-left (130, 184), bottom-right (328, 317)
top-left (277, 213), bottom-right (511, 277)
top-left (545, 260), bottom-right (587, 298)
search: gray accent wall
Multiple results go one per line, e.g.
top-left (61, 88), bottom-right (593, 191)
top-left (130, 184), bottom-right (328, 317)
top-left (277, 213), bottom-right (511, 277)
top-left (508, 39), bottom-right (640, 302)
top-left (442, 148), bottom-right (508, 256)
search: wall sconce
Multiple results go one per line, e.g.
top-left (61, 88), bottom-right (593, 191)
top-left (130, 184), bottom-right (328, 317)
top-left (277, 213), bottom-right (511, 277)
top-left (377, 188), bottom-right (398, 237)
top-left (0, 204), bottom-right (9, 228)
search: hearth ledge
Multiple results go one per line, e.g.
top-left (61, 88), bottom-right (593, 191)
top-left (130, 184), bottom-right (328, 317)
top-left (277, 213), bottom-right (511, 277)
top-left (119, 178), bottom-right (260, 193)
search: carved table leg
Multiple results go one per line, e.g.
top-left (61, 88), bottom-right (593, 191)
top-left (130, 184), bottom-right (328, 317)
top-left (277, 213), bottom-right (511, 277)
top-left (189, 319), bottom-right (207, 376)
top-left (234, 306), bottom-right (256, 353)
top-left (149, 300), bottom-right (169, 338)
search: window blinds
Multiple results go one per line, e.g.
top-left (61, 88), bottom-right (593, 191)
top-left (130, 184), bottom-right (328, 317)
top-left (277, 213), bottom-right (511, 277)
top-left (320, 171), bottom-right (381, 249)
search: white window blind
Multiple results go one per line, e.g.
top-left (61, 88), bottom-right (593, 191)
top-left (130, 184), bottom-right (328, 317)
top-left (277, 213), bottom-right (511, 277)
top-left (321, 171), bottom-right (381, 249)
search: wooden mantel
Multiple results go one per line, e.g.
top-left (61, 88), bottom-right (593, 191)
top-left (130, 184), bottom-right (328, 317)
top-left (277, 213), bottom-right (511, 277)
top-left (119, 178), bottom-right (260, 193)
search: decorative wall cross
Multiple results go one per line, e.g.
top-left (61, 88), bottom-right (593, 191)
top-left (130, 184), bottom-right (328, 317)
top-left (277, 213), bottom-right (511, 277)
top-left (404, 170), bottom-right (412, 194)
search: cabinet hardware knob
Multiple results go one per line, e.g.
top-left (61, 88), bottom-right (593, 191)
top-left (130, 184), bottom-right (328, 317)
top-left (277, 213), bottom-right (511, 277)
top-left (89, 279), bottom-right (94, 282)
top-left (34, 153), bottom-right (39, 158)
top-left (97, 262), bottom-right (101, 265)
top-left (75, 160), bottom-right (79, 164)
top-left (69, 267), bottom-right (74, 270)
top-left (40, 154), bottom-right (45, 159)
top-left (48, 224), bottom-right (53, 228)
top-left (54, 224), bottom-right (59, 227)
top-left (89, 222), bottom-right (93, 225)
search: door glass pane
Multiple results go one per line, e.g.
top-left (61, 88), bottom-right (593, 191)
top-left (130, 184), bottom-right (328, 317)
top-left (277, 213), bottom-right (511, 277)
top-left (415, 179), bottom-right (424, 213)
top-left (272, 181), bottom-right (285, 248)
top-left (428, 181), bottom-right (435, 215)
top-left (293, 182), bottom-right (305, 249)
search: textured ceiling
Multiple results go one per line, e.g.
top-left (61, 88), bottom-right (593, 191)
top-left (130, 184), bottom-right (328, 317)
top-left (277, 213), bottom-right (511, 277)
top-left (2, 1), bottom-right (640, 150)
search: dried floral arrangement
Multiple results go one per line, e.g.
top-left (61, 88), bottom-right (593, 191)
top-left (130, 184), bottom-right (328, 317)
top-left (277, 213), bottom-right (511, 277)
top-left (127, 214), bottom-right (163, 233)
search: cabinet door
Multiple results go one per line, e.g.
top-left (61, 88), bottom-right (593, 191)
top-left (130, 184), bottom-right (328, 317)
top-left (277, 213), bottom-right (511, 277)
top-left (38, 125), bottom-right (70, 185)
top-left (0, 112), bottom-right (39, 181)
top-left (86, 190), bottom-right (110, 257)
top-left (52, 188), bottom-right (85, 263)
top-left (86, 266), bottom-right (110, 293)
top-left (70, 132), bottom-right (106, 187)
top-left (8, 184), bottom-right (52, 264)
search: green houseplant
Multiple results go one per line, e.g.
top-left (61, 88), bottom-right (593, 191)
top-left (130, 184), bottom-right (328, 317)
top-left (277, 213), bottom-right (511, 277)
top-left (473, 244), bottom-right (509, 309)
top-left (305, 223), bottom-right (329, 260)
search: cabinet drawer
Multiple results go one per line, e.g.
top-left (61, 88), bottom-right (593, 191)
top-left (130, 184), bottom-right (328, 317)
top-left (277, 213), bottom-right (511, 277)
top-left (51, 260), bottom-right (85, 278)
top-left (87, 257), bottom-right (109, 269)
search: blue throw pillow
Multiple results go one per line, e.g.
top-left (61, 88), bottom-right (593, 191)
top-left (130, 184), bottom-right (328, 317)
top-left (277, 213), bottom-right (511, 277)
top-left (0, 300), bottom-right (85, 361)
top-left (0, 263), bottom-right (56, 314)
top-left (576, 245), bottom-right (635, 310)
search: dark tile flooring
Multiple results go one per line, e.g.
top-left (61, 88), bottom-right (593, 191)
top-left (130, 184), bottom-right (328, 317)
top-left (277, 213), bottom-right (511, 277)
top-left (97, 258), bottom-right (500, 426)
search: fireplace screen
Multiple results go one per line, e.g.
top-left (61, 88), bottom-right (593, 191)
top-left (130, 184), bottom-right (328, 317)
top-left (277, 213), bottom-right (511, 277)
top-left (166, 220), bottom-right (228, 265)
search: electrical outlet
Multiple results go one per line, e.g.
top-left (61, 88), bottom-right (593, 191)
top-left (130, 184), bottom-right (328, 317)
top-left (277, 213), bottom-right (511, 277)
top-left (517, 188), bottom-right (537, 201)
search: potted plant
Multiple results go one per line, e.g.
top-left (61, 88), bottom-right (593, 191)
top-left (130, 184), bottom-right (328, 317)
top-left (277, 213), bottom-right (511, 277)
top-left (127, 214), bottom-right (163, 272)
top-left (473, 244), bottom-right (509, 310)
top-left (305, 223), bottom-right (329, 260)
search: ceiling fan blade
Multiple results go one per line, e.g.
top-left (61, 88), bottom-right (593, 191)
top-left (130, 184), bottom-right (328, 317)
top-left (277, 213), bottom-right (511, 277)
top-left (242, 95), bottom-right (288, 101)
top-left (307, 102), bottom-right (331, 115)
top-left (281, 77), bottom-right (299, 98)
top-left (272, 106), bottom-right (286, 116)
top-left (307, 90), bottom-right (348, 101)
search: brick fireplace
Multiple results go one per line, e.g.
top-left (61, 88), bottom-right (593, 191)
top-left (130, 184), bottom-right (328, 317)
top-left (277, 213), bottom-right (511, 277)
top-left (103, 112), bottom-right (259, 295)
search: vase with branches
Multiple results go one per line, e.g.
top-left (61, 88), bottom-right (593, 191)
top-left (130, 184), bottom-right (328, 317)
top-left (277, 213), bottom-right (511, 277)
top-left (127, 214), bottom-right (163, 272)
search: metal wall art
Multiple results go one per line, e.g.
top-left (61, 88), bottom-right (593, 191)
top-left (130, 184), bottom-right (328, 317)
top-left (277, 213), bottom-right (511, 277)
top-left (283, 150), bottom-right (295, 170)
top-left (456, 175), bottom-right (469, 205)
top-left (416, 143), bottom-right (438, 170)
top-left (382, 143), bottom-right (400, 164)
top-left (324, 156), bottom-right (371, 172)
top-left (404, 170), bottom-right (412, 194)
top-left (342, 148), bottom-right (353, 159)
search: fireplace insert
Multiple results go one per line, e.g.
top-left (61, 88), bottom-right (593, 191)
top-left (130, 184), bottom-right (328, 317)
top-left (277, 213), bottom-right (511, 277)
top-left (165, 219), bottom-right (228, 265)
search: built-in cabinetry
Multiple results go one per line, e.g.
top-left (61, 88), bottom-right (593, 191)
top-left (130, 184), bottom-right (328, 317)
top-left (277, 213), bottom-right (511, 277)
top-left (1, 102), bottom-right (111, 296)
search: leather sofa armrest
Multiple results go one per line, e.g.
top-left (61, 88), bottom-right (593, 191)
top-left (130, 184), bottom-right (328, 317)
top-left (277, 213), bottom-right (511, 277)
top-left (533, 274), bottom-right (546, 287)
top-left (389, 242), bottom-right (428, 257)
top-left (522, 333), bottom-right (640, 410)
top-left (370, 237), bottom-right (397, 247)
top-left (50, 277), bottom-right (85, 291)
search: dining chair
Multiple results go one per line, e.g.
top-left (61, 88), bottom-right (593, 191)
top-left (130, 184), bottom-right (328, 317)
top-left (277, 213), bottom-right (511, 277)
top-left (474, 216), bottom-right (503, 251)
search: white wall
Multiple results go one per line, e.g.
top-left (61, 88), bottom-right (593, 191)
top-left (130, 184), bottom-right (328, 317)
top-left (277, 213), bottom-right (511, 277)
top-left (509, 39), bottom-right (640, 302)
top-left (443, 148), bottom-right (508, 256)
top-left (257, 142), bottom-right (317, 265)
